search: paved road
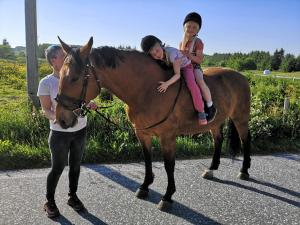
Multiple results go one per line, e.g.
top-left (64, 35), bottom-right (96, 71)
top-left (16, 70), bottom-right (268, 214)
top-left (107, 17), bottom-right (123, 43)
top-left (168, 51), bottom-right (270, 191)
top-left (0, 153), bottom-right (299, 225)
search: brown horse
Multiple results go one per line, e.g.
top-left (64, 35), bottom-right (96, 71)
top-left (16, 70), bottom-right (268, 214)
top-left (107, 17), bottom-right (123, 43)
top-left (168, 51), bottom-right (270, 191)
top-left (55, 37), bottom-right (251, 210)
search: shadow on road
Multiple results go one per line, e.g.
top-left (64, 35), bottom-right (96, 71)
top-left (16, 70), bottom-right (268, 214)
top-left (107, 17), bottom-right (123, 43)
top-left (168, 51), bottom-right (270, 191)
top-left (50, 214), bottom-right (73, 225)
top-left (249, 178), bottom-right (300, 199)
top-left (76, 210), bottom-right (108, 225)
top-left (49, 210), bottom-right (107, 225)
top-left (210, 178), bottom-right (300, 208)
top-left (85, 164), bottom-right (221, 225)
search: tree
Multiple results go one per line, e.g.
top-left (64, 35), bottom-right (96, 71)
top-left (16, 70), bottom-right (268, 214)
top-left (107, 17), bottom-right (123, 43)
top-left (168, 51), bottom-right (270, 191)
top-left (0, 45), bottom-right (15, 60)
top-left (281, 54), bottom-right (296, 72)
top-left (37, 43), bottom-right (51, 58)
top-left (270, 48), bottom-right (284, 71)
top-left (295, 55), bottom-right (300, 71)
top-left (248, 51), bottom-right (271, 70)
top-left (2, 38), bottom-right (9, 46)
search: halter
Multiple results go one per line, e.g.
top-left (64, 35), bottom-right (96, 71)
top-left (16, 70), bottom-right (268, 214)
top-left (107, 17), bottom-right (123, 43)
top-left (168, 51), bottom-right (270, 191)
top-left (55, 49), bottom-right (101, 118)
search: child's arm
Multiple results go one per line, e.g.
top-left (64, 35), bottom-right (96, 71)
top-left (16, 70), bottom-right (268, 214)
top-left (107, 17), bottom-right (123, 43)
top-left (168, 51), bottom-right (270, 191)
top-left (157, 58), bottom-right (181, 93)
top-left (188, 49), bottom-right (203, 64)
top-left (189, 40), bottom-right (204, 64)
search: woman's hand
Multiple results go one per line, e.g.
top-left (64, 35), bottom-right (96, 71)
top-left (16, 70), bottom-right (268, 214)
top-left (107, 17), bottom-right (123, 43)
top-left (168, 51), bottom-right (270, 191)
top-left (157, 81), bottom-right (169, 93)
top-left (86, 101), bottom-right (98, 110)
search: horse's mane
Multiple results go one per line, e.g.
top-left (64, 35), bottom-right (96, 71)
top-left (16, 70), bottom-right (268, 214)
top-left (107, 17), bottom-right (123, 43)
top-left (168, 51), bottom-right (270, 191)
top-left (90, 46), bottom-right (145, 69)
top-left (90, 46), bottom-right (173, 76)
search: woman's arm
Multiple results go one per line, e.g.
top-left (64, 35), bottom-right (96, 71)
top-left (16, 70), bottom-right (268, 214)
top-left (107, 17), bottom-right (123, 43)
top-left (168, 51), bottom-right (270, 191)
top-left (39, 95), bottom-right (56, 120)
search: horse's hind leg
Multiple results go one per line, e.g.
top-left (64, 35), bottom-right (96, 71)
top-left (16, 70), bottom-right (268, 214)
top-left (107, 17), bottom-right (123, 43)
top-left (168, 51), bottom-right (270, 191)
top-left (232, 119), bottom-right (251, 180)
top-left (202, 125), bottom-right (223, 179)
top-left (157, 134), bottom-right (176, 211)
top-left (135, 133), bottom-right (154, 199)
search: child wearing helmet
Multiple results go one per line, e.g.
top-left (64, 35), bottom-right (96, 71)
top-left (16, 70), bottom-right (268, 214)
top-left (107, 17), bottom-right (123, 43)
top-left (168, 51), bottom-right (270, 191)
top-left (180, 12), bottom-right (217, 122)
top-left (141, 35), bottom-right (207, 125)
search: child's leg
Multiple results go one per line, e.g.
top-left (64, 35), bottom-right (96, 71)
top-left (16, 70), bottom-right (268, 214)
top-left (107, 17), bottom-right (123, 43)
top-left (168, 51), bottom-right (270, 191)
top-left (182, 66), bottom-right (207, 125)
top-left (194, 68), bottom-right (217, 122)
top-left (194, 68), bottom-right (212, 106)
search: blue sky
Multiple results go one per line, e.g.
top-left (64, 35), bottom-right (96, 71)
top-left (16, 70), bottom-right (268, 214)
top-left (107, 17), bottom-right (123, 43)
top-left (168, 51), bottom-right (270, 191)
top-left (1, 0), bottom-right (300, 55)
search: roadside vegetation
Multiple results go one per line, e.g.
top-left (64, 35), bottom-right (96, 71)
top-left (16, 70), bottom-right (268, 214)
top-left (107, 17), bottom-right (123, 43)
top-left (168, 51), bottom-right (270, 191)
top-left (0, 40), bottom-right (299, 170)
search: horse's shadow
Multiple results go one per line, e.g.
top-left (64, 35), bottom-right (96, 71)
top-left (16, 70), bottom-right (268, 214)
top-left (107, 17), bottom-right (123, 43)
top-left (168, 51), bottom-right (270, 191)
top-left (49, 211), bottom-right (107, 225)
top-left (85, 164), bottom-right (221, 225)
top-left (210, 177), bottom-right (300, 208)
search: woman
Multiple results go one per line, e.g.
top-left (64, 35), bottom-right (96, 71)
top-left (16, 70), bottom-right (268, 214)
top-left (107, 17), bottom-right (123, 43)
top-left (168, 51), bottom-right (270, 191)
top-left (37, 44), bottom-right (96, 218)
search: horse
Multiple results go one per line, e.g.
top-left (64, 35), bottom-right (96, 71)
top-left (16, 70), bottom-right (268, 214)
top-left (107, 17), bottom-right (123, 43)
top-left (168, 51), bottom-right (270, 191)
top-left (55, 37), bottom-right (251, 211)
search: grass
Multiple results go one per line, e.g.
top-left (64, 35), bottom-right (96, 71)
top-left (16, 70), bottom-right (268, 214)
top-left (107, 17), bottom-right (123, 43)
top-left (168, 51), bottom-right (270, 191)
top-left (0, 59), bottom-right (299, 170)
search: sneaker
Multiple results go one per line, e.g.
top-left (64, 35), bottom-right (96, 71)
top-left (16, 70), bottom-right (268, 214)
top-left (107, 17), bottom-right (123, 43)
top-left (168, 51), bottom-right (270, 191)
top-left (67, 194), bottom-right (85, 211)
top-left (206, 105), bottom-right (217, 123)
top-left (44, 200), bottom-right (60, 218)
top-left (197, 112), bottom-right (207, 125)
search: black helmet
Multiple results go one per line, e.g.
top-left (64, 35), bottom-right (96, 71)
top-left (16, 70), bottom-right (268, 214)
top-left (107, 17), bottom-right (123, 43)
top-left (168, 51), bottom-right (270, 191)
top-left (183, 12), bottom-right (202, 30)
top-left (141, 35), bottom-right (162, 53)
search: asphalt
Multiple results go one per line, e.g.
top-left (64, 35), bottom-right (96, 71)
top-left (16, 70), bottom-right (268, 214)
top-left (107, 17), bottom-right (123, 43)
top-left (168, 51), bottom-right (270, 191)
top-left (0, 153), bottom-right (299, 225)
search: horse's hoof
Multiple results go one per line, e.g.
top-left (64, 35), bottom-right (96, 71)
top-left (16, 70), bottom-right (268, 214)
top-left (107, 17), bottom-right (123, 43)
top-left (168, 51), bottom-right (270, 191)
top-left (157, 200), bottom-right (173, 211)
top-left (238, 172), bottom-right (250, 180)
top-left (135, 188), bottom-right (149, 199)
top-left (202, 169), bottom-right (214, 179)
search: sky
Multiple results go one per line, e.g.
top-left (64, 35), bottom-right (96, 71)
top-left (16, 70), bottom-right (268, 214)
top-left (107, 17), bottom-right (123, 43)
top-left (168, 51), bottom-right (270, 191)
top-left (0, 0), bottom-right (300, 56)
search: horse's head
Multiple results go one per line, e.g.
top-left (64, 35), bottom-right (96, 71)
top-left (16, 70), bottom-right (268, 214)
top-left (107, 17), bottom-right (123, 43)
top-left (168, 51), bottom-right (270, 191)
top-left (55, 37), bottom-right (100, 129)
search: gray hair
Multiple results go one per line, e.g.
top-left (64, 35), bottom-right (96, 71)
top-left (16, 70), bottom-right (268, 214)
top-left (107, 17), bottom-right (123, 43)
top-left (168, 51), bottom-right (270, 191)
top-left (45, 44), bottom-right (62, 65)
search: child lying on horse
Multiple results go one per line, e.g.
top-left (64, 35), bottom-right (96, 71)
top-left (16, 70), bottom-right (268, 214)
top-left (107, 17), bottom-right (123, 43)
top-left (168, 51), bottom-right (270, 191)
top-left (141, 35), bottom-right (210, 125)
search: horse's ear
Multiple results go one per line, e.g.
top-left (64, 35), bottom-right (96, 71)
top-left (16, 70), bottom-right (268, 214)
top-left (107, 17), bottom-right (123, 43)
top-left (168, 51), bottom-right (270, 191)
top-left (58, 36), bottom-right (71, 54)
top-left (79, 37), bottom-right (93, 59)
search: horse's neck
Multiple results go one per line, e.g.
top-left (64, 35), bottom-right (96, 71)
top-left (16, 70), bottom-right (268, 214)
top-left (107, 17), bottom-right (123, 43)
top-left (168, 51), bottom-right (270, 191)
top-left (96, 55), bottom-right (169, 111)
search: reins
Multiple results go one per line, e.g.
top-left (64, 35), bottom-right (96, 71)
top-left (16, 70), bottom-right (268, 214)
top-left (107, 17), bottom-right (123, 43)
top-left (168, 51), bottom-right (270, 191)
top-left (134, 77), bottom-right (182, 130)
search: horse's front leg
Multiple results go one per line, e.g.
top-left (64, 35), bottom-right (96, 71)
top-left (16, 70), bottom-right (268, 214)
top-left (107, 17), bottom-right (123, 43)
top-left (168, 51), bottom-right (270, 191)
top-left (135, 133), bottom-right (154, 199)
top-left (158, 134), bottom-right (176, 211)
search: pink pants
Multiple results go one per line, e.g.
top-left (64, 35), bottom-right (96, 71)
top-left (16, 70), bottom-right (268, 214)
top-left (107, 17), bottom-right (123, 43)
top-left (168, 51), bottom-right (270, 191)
top-left (182, 65), bottom-right (204, 113)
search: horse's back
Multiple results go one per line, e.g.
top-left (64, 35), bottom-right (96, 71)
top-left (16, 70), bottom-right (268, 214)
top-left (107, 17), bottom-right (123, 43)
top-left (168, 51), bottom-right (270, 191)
top-left (175, 67), bottom-right (250, 134)
top-left (204, 67), bottom-right (251, 117)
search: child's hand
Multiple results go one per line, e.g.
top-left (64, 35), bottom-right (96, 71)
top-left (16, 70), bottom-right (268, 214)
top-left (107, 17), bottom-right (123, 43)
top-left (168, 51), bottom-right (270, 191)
top-left (180, 50), bottom-right (189, 57)
top-left (157, 81), bottom-right (169, 93)
top-left (86, 101), bottom-right (98, 110)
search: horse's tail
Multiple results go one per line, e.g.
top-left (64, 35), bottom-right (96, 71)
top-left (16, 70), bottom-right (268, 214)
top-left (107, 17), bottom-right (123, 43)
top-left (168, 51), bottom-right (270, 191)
top-left (227, 119), bottom-right (241, 158)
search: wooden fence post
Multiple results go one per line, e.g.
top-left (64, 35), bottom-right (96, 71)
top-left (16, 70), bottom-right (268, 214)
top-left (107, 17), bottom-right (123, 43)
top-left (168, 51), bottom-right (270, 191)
top-left (283, 97), bottom-right (290, 123)
top-left (283, 97), bottom-right (290, 112)
top-left (25, 0), bottom-right (40, 108)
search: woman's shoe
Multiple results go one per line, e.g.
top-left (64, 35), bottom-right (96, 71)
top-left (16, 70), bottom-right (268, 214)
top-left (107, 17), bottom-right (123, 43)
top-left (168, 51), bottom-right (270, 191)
top-left (44, 200), bottom-right (60, 218)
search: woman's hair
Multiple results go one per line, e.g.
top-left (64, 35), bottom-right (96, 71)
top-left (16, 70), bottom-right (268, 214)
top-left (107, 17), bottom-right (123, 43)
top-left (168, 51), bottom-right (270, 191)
top-left (45, 45), bottom-right (62, 65)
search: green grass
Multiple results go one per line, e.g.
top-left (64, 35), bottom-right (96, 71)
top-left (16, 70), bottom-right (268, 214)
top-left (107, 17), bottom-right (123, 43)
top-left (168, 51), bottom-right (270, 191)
top-left (0, 59), bottom-right (299, 170)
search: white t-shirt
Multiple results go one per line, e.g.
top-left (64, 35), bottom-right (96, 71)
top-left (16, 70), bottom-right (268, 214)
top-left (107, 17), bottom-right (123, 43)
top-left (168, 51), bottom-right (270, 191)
top-left (37, 74), bottom-right (87, 132)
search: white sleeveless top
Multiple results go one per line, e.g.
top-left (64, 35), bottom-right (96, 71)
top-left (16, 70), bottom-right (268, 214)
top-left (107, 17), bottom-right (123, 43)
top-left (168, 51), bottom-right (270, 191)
top-left (37, 74), bottom-right (87, 132)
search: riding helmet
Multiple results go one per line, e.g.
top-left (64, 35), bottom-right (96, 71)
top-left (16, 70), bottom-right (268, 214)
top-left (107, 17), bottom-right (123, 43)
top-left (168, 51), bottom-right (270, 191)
top-left (183, 12), bottom-right (202, 30)
top-left (141, 35), bottom-right (162, 53)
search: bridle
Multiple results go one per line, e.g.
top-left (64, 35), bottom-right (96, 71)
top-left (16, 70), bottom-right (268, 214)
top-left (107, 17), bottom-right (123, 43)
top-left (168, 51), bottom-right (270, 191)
top-left (55, 49), bottom-right (101, 118)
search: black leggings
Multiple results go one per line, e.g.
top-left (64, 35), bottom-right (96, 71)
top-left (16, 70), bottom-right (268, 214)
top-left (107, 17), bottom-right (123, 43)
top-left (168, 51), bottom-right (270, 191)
top-left (46, 128), bottom-right (86, 201)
